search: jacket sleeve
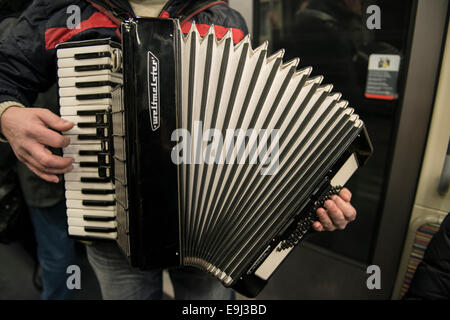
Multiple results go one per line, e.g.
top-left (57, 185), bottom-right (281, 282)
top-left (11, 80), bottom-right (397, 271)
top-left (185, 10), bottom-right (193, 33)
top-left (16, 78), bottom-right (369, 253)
top-left (405, 214), bottom-right (450, 300)
top-left (0, 0), bottom-right (120, 108)
top-left (0, 1), bottom-right (58, 107)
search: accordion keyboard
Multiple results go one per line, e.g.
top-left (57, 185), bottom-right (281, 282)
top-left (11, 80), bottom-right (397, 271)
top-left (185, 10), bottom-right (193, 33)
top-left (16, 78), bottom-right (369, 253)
top-left (56, 39), bottom-right (122, 240)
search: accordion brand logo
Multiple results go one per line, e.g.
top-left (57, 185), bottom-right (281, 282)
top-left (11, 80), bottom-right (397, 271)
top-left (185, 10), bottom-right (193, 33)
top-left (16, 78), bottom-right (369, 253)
top-left (147, 51), bottom-right (160, 131)
top-left (171, 122), bottom-right (280, 176)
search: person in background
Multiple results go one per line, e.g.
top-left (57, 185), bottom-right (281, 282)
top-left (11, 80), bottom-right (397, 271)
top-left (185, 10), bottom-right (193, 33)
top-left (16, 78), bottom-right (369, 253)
top-left (405, 213), bottom-right (450, 300)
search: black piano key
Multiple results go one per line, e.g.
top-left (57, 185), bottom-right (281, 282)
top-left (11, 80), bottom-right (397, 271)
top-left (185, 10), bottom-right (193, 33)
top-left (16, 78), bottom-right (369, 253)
top-left (80, 177), bottom-right (111, 183)
top-left (79, 150), bottom-right (102, 156)
top-left (77, 109), bottom-right (107, 116)
top-left (78, 122), bottom-right (106, 128)
top-left (81, 188), bottom-right (115, 195)
top-left (77, 134), bottom-right (96, 141)
top-left (76, 81), bottom-right (117, 88)
top-left (74, 52), bottom-right (111, 60)
top-left (84, 226), bottom-right (117, 233)
top-left (80, 162), bottom-right (100, 168)
top-left (77, 134), bottom-right (108, 141)
top-left (82, 200), bottom-right (115, 207)
top-left (75, 64), bottom-right (112, 72)
top-left (76, 93), bottom-right (112, 100)
top-left (83, 215), bottom-right (116, 222)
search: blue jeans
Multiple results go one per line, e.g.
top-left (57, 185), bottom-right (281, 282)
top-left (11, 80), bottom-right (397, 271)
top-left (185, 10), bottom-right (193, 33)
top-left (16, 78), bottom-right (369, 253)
top-left (86, 241), bottom-right (235, 300)
top-left (29, 201), bottom-right (76, 300)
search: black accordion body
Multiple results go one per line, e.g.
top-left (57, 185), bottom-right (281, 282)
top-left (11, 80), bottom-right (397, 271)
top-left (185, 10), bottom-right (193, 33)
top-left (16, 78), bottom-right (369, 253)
top-left (56, 18), bottom-right (373, 297)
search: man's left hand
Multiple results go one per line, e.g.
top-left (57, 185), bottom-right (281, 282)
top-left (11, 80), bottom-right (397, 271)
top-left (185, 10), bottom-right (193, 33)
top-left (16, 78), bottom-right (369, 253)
top-left (313, 188), bottom-right (356, 232)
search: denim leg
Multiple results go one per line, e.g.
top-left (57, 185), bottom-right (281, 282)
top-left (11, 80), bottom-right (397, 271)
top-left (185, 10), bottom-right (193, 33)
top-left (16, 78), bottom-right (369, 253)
top-left (86, 241), bottom-right (163, 300)
top-left (86, 241), bottom-right (235, 300)
top-left (28, 201), bottom-right (76, 300)
top-left (169, 267), bottom-right (235, 300)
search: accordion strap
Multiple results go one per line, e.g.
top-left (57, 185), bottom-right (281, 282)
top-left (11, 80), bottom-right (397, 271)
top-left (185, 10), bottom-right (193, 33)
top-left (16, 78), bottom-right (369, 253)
top-left (86, 0), bottom-right (131, 24)
top-left (176, 0), bottom-right (229, 25)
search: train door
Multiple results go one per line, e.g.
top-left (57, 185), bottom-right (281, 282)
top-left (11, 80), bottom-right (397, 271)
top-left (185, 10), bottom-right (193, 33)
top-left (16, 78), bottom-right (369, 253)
top-left (229, 0), bottom-right (449, 299)
top-left (393, 22), bottom-right (450, 300)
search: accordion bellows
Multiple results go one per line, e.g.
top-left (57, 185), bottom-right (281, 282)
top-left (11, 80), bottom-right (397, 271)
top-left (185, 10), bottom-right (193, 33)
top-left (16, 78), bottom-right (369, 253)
top-left (178, 24), bottom-right (360, 281)
top-left (57, 18), bottom-right (372, 297)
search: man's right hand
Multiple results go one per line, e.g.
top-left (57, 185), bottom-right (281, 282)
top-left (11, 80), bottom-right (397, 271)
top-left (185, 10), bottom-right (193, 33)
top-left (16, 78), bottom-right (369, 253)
top-left (0, 106), bottom-right (75, 183)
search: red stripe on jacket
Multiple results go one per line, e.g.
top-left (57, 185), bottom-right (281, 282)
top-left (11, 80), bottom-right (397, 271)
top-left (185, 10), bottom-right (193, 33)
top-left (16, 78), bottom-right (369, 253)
top-left (45, 12), bottom-right (119, 50)
top-left (181, 22), bottom-right (244, 44)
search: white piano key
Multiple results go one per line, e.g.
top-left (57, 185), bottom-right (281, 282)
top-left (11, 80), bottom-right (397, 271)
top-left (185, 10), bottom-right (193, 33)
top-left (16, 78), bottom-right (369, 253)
top-left (58, 74), bottom-right (122, 87)
top-left (66, 199), bottom-right (115, 211)
top-left (63, 143), bottom-right (103, 155)
top-left (62, 135), bottom-right (103, 145)
top-left (60, 105), bottom-right (110, 116)
top-left (64, 153), bottom-right (108, 164)
top-left (57, 44), bottom-right (117, 58)
top-left (62, 115), bottom-right (98, 124)
top-left (60, 96), bottom-right (112, 106)
top-left (66, 191), bottom-right (115, 201)
top-left (59, 86), bottom-right (114, 97)
top-left (68, 217), bottom-right (117, 228)
top-left (65, 181), bottom-right (114, 190)
top-left (70, 163), bottom-right (103, 173)
top-left (64, 171), bottom-right (106, 181)
top-left (67, 208), bottom-right (116, 218)
top-left (58, 68), bottom-right (115, 78)
top-left (64, 126), bottom-right (100, 136)
top-left (68, 226), bottom-right (117, 240)
top-left (57, 57), bottom-right (113, 68)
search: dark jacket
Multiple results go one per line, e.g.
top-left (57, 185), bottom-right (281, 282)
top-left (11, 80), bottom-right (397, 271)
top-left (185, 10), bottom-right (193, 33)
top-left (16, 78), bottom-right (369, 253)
top-left (0, 0), bottom-right (65, 208)
top-left (0, 0), bottom-right (248, 207)
top-left (0, 0), bottom-right (248, 110)
top-left (405, 213), bottom-right (450, 300)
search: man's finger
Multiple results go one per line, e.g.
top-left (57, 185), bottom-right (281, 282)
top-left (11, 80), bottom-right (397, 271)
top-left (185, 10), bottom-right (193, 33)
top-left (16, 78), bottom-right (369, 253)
top-left (21, 147), bottom-right (73, 174)
top-left (36, 108), bottom-right (74, 132)
top-left (23, 160), bottom-right (60, 183)
top-left (312, 221), bottom-right (325, 232)
top-left (339, 188), bottom-right (352, 202)
top-left (316, 207), bottom-right (336, 231)
top-left (34, 126), bottom-right (71, 148)
top-left (324, 200), bottom-right (347, 230)
top-left (26, 142), bottom-right (74, 170)
top-left (333, 195), bottom-right (357, 222)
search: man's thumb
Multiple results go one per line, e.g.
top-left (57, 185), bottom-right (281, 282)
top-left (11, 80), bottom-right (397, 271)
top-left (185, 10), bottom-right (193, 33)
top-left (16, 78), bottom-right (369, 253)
top-left (37, 108), bottom-right (74, 131)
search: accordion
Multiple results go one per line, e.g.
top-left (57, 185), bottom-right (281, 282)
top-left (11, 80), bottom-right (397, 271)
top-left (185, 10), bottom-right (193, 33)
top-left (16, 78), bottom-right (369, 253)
top-left (56, 18), bottom-right (373, 297)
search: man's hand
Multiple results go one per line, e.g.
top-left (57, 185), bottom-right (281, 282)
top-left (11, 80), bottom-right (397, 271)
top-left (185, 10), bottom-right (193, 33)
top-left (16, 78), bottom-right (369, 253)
top-left (1, 106), bottom-right (75, 183)
top-left (313, 188), bottom-right (356, 232)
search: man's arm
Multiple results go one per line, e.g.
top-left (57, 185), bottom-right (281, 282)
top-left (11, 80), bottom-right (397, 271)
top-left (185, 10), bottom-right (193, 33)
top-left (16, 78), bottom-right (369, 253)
top-left (0, 1), bottom-right (77, 182)
top-left (1, 106), bottom-right (74, 183)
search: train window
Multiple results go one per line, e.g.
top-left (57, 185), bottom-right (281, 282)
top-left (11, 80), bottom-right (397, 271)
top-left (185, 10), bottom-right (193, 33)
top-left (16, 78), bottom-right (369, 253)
top-left (253, 0), bottom-right (416, 263)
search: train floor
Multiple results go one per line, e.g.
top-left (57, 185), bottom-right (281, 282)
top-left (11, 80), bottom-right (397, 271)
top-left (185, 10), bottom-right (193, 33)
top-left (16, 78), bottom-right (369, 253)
top-left (0, 239), bottom-right (371, 300)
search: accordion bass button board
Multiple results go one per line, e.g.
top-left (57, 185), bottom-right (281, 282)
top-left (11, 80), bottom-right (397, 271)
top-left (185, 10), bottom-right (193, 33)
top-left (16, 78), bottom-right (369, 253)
top-left (57, 18), bottom-right (373, 297)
